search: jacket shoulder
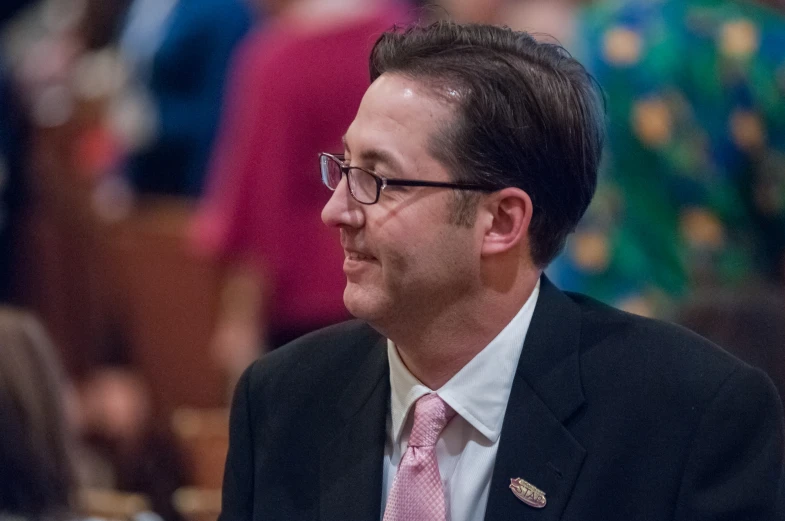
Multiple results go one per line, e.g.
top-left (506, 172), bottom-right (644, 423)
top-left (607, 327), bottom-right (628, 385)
top-left (243, 320), bottom-right (383, 401)
top-left (568, 292), bottom-right (765, 403)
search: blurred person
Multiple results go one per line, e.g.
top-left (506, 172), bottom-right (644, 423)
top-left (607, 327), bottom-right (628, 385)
top-left (0, 1), bottom-right (35, 303)
top-left (0, 0), bottom-right (34, 22)
top-left (118, 0), bottom-right (254, 196)
top-left (78, 367), bottom-right (188, 521)
top-left (0, 60), bottom-right (26, 303)
top-left (80, 0), bottom-right (135, 50)
top-left (0, 307), bottom-right (77, 520)
top-left (0, 312), bottom-right (168, 520)
top-left (220, 21), bottom-right (784, 521)
top-left (678, 285), bottom-right (785, 409)
top-left (190, 0), bottom-right (408, 383)
top-left (432, 0), bottom-right (576, 42)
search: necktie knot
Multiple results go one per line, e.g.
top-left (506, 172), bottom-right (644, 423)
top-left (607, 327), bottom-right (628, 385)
top-left (408, 393), bottom-right (456, 448)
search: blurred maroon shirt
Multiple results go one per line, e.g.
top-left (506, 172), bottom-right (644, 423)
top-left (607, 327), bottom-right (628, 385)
top-left (191, 5), bottom-right (407, 343)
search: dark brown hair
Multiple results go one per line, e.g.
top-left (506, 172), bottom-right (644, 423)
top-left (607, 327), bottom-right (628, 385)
top-left (370, 21), bottom-right (605, 266)
top-left (0, 307), bottom-right (76, 519)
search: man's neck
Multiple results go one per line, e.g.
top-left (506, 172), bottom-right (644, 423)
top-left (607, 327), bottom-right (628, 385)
top-left (385, 271), bottom-right (541, 390)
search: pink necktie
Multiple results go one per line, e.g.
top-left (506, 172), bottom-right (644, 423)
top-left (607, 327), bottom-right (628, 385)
top-left (383, 393), bottom-right (457, 521)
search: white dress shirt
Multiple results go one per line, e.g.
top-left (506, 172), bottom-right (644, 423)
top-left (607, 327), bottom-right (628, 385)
top-left (381, 280), bottom-right (541, 521)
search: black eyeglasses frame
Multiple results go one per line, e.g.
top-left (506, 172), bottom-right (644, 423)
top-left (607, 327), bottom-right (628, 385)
top-left (319, 152), bottom-right (495, 205)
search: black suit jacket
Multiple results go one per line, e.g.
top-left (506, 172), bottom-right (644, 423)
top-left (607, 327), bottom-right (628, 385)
top-left (220, 278), bottom-right (785, 520)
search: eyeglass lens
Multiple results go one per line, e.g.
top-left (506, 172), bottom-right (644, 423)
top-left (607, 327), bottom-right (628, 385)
top-left (322, 155), bottom-right (379, 204)
top-left (321, 155), bottom-right (343, 189)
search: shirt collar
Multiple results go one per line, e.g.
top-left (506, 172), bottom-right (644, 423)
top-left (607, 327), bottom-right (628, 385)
top-left (388, 280), bottom-right (540, 444)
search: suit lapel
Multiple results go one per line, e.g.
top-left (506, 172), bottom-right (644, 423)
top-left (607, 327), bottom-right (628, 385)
top-left (485, 277), bottom-right (587, 521)
top-left (319, 335), bottom-right (389, 521)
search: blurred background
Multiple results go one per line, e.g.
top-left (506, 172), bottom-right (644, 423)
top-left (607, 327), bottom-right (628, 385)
top-left (0, 0), bottom-right (783, 520)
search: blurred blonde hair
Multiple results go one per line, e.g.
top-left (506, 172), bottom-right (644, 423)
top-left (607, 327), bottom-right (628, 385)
top-left (0, 307), bottom-right (76, 518)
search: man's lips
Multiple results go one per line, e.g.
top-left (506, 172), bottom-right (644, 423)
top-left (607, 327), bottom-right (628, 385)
top-left (343, 249), bottom-right (378, 276)
top-left (345, 250), bottom-right (377, 261)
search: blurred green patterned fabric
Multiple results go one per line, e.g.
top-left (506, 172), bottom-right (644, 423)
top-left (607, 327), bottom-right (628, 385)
top-left (549, 0), bottom-right (785, 318)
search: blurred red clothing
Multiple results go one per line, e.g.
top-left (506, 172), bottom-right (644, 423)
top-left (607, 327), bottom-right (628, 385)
top-left (191, 6), bottom-right (406, 342)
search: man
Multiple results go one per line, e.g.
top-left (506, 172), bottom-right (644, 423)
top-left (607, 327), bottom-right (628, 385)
top-left (220, 22), bottom-right (785, 521)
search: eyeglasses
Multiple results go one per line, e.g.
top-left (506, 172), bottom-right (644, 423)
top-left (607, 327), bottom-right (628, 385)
top-left (319, 152), bottom-right (494, 205)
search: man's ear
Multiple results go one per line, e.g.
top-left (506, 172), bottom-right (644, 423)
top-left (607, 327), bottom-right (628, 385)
top-left (479, 187), bottom-right (533, 257)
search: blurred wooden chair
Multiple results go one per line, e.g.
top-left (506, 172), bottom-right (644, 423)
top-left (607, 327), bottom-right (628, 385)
top-left (78, 487), bottom-right (151, 520)
top-left (172, 407), bottom-right (229, 489)
top-left (107, 199), bottom-right (226, 419)
top-left (172, 487), bottom-right (222, 521)
top-left (171, 407), bottom-right (229, 521)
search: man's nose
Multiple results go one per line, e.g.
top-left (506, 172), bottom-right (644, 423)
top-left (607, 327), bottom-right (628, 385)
top-left (322, 177), bottom-right (364, 229)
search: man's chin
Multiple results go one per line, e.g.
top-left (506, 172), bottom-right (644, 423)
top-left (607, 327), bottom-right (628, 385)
top-left (343, 284), bottom-right (386, 323)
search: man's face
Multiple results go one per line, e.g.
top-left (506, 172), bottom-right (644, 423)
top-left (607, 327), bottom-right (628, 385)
top-left (321, 74), bottom-right (483, 330)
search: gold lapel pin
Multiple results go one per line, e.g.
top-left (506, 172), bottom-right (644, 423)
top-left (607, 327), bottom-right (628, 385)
top-left (509, 477), bottom-right (547, 508)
